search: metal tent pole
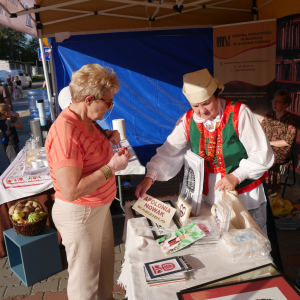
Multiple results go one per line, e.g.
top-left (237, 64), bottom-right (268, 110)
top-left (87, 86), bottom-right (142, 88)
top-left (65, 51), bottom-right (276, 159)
top-left (38, 29), bottom-right (56, 122)
top-left (48, 41), bottom-right (58, 117)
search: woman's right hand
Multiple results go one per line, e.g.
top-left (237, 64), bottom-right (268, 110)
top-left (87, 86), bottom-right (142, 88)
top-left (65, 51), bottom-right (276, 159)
top-left (107, 149), bottom-right (130, 173)
top-left (135, 177), bottom-right (153, 199)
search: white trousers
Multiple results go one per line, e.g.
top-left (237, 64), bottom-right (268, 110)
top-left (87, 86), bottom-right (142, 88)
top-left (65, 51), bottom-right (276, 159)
top-left (53, 198), bottom-right (114, 300)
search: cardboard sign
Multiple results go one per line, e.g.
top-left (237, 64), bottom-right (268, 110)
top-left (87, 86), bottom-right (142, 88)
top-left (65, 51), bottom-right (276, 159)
top-left (175, 196), bottom-right (192, 224)
top-left (132, 194), bottom-right (176, 229)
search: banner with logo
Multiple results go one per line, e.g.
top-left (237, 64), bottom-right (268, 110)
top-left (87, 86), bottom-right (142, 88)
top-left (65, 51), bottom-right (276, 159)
top-left (213, 20), bottom-right (276, 121)
top-left (0, 0), bottom-right (37, 37)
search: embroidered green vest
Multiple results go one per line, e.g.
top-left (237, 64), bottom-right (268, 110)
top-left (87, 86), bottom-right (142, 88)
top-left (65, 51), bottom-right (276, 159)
top-left (185, 99), bottom-right (268, 195)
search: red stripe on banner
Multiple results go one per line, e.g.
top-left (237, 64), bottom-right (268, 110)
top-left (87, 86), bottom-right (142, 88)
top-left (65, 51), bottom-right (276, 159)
top-left (223, 79), bottom-right (275, 87)
top-left (213, 41), bottom-right (276, 59)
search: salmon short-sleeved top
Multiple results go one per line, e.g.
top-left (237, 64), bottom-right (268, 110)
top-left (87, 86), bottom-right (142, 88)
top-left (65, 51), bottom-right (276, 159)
top-left (45, 108), bottom-right (116, 206)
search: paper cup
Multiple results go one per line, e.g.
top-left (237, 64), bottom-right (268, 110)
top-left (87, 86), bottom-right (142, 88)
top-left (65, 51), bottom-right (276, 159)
top-left (43, 160), bottom-right (49, 167)
top-left (112, 119), bottom-right (127, 140)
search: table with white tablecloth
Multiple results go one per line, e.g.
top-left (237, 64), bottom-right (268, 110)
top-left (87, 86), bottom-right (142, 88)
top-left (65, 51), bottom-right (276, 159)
top-left (118, 196), bottom-right (273, 300)
top-left (0, 139), bottom-right (145, 206)
top-left (0, 149), bottom-right (53, 205)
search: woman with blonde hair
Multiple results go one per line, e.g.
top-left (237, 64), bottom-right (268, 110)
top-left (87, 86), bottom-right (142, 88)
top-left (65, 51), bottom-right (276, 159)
top-left (45, 64), bottom-right (130, 300)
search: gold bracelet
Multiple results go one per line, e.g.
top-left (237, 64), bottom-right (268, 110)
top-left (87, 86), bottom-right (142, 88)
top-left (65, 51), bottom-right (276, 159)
top-left (100, 165), bottom-right (113, 180)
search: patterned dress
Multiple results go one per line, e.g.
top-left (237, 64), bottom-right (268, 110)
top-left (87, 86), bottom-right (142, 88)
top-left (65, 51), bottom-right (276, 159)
top-left (261, 111), bottom-right (297, 194)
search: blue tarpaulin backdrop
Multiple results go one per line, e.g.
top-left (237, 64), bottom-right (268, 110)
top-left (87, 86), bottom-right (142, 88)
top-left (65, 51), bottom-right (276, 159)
top-left (50, 28), bottom-right (213, 165)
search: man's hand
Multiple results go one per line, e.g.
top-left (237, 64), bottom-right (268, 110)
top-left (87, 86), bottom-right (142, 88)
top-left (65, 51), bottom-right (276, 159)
top-left (214, 174), bottom-right (239, 192)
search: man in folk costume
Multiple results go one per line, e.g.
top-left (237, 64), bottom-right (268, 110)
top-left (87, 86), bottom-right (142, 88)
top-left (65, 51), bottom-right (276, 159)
top-left (135, 69), bottom-right (274, 235)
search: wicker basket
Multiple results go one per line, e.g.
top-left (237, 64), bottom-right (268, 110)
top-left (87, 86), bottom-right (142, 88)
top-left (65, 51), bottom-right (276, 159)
top-left (10, 199), bottom-right (48, 236)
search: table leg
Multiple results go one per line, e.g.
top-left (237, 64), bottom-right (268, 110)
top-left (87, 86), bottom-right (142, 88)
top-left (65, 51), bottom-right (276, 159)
top-left (114, 175), bottom-right (125, 213)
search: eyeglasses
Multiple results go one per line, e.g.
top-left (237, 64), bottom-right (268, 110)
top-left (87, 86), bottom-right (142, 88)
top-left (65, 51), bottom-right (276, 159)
top-left (94, 97), bottom-right (115, 110)
top-left (271, 100), bottom-right (284, 104)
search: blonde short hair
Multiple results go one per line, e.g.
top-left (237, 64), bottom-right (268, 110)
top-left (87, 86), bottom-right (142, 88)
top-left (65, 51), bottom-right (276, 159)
top-left (0, 103), bottom-right (10, 116)
top-left (69, 64), bottom-right (120, 103)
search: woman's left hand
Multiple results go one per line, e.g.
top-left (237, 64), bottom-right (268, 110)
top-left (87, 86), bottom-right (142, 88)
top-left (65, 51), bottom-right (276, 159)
top-left (106, 130), bottom-right (121, 145)
top-left (214, 174), bottom-right (239, 192)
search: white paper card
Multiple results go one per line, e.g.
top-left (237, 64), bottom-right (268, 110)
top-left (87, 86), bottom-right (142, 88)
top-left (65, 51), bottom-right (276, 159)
top-left (180, 150), bottom-right (204, 216)
top-left (176, 196), bottom-right (192, 224)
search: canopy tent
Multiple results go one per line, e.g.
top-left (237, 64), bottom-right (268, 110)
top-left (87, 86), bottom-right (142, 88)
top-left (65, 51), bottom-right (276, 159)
top-left (1, 0), bottom-right (299, 164)
top-left (4, 1), bottom-right (300, 39)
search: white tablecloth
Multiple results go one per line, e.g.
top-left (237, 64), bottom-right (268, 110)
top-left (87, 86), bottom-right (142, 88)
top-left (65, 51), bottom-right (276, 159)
top-left (118, 196), bottom-right (272, 300)
top-left (0, 149), bottom-right (53, 205)
top-left (0, 139), bottom-right (145, 205)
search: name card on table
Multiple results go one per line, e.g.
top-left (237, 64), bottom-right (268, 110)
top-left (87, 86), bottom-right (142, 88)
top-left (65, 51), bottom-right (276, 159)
top-left (132, 194), bottom-right (176, 229)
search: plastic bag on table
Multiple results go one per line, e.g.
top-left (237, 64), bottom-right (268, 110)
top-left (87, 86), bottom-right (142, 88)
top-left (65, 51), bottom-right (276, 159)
top-left (221, 228), bottom-right (271, 261)
top-left (210, 191), bottom-right (232, 236)
top-left (225, 189), bottom-right (264, 235)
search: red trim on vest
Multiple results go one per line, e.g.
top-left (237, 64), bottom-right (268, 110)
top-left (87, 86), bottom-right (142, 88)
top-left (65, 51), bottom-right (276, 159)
top-left (185, 109), bottom-right (193, 142)
top-left (236, 172), bottom-right (269, 194)
top-left (232, 100), bottom-right (242, 137)
top-left (218, 99), bottom-right (233, 131)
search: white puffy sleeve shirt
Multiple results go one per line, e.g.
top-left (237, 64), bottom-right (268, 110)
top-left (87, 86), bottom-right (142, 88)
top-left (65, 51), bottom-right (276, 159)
top-left (146, 99), bottom-right (274, 184)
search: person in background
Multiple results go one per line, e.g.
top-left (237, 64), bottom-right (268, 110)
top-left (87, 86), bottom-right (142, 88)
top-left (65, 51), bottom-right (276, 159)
top-left (6, 75), bottom-right (13, 98)
top-left (135, 69), bottom-right (274, 235)
top-left (46, 64), bottom-right (130, 300)
top-left (0, 84), bottom-right (13, 111)
top-left (14, 76), bottom-right (22, 100)
top-left (262, 90), bottom-right (297, 194)
top-left (0, 103), bottom-right (23, 163)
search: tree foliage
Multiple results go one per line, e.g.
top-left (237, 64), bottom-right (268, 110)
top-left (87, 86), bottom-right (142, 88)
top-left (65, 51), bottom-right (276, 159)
top-left (0, 25), bottom-right (41, 65)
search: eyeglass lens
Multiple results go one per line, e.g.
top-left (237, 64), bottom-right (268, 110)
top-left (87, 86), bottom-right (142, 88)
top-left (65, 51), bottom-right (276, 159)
top-left (271, 100), bottom-right (283, 104)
